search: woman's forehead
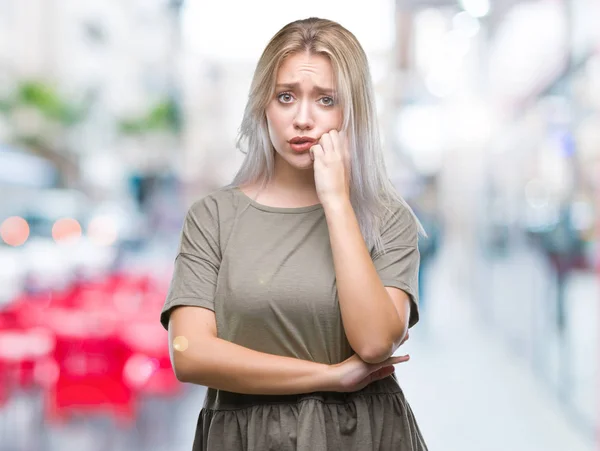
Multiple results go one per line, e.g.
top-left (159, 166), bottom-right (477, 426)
top-left (276, 53), bottom-right (335, 89)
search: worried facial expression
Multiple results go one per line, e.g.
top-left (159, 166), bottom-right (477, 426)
top-left (265, 52), bottom-right (343, 170)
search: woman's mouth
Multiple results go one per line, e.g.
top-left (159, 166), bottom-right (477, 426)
top-left (289, 137), bottom-right (317, 153)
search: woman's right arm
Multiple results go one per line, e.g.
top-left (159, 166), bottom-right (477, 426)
top-left (168, 306), bottom-right (409, 395)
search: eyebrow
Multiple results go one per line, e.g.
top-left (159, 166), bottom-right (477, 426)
top-left (275, 83), bottom-right (335, 95)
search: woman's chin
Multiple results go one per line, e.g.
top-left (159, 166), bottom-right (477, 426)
top-left (275, 150), bottom-right (314, 170)
top-left (297, 159), bottom-right (315, 171)
top-left (290, 153), bottom-right (314, 169)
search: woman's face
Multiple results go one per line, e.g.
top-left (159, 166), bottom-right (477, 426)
top-left (265, 52), bottom-right (343, 171)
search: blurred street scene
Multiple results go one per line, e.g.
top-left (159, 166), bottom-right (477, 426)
top-left (0, 0), bottom-right (598, 450)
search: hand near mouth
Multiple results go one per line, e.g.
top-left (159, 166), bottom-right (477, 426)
top-left (309, 129), bottom-right (351, 207)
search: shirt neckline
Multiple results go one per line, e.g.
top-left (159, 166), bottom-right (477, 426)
top-left (232, 187), bottom-right (324, 214)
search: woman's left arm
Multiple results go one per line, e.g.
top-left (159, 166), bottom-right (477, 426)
top-left (324, 199), bottom-right (410, 364)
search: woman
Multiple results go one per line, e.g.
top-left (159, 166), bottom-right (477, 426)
top-left (160, 17), bottom-right (428, 450)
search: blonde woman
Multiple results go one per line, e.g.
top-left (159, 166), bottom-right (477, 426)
top-left (161, 17), bottom-right (428, 450)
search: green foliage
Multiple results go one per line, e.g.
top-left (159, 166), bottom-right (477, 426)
top-left (119, 98), bottom-right (181, 135)
top-left (0, 80), bottom-right (181, 140)
top-left (0, 80), bottom-right (86, 125)
top-left (17, 81), bottom-right (85, 125)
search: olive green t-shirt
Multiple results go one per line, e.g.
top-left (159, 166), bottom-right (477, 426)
top-left (160, 186), bottom-right (420, 365)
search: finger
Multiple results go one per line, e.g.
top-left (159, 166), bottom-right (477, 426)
top-left (329, 129), bottom-right (341, 151)
top-left (368, 366), bottom-right (395, 385)
top-left (310, 144), bottom-right (324, 161)
top-left (375, 365), bottom-right (395, 378)
top-left (319, 133), bottom-right (334, 154)
top-left (385, 354), bottom-right (410, 366)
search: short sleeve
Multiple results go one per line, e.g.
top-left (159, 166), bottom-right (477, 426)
top-left (372, 204), bottom-right (421, 328)
top-left (159, 197), bottom-right (221, 330)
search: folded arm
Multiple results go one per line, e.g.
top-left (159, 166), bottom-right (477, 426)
top-left (168, 306), bottom-right (337, 395)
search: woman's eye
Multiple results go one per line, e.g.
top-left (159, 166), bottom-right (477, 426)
top-left (278, 93), bottom-right (293, 103)
top-left (320, 96), bottom-right (335, 107)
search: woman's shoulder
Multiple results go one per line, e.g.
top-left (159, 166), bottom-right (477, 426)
top-left (186, 185), bottom-right (239, 222)
top-left (380, 195), bottom-right (416, 221)
top-left (378, 195), bottom-right (423, 237)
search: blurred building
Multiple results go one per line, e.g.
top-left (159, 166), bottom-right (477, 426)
top-left (0, 0), bottom-right (184, 196)
top-left (392, 0), bottom-right (600, 437)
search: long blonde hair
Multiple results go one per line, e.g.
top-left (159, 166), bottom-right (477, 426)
top-left (227, 17), bottom-right (425, 253)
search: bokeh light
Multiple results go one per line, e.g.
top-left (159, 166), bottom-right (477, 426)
top-left (123, 354), bottom-right (160, 388)
top-left (0, 216), bottom-right (30, 246)
top-left (87, 215), bottom-right (118, 246)
top-left (172, 336), bottom-right (189, 352)
top-left (52, 218), bottom-right (82, 243)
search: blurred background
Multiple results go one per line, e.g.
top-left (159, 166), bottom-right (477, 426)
top-left (0, 0), bottom-right (598, 450)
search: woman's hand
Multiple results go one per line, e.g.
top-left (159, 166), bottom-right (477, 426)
top-left (327, 353), bottom-right (410, 393)
top-left (326, 330), bottom-right (410, 393)
top-left (310, 129), bottom-right (350, 207)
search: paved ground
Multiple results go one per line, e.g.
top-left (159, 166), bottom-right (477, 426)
top-left (396, 241), bottom-right (596, 451)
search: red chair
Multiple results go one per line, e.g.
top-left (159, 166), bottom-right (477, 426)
top-left (43, 310), bottom-right (136, 427)
top-left (0, 327), bottom-right (56, 390)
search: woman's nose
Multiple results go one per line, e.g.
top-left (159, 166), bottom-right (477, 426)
top-left (293, 101), bottom-right (314, 130)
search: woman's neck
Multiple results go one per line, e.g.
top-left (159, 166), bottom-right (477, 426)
top-left (241, 157), bottom-right (320, 208)
top-left (266, 154), bottom-right (318, 199)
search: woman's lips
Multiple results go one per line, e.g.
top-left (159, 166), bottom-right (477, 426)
top-left (290, 141), bottom-right (316, 152)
